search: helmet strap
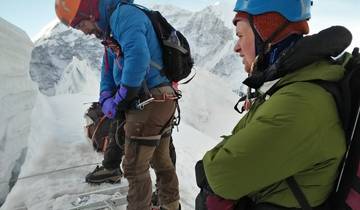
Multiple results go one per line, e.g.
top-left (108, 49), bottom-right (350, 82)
top-left (247, 14), bottom-right (290, 72)
top-left (102, 3), bottom-right (120, 40)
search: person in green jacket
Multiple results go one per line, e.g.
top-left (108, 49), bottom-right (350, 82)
top-left (195, 0), bottom-right (353, 209)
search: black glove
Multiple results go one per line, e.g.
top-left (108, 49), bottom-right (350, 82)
top-left (195, 160), bottom-right (214, 210)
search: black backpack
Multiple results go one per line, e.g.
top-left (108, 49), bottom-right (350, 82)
top-left (122, 3), bottom-right (194, 83)
top-left (284, 48), bottom-right (360, 210)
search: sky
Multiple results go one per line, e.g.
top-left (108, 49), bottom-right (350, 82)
top-left (0, 0), bottom-right (219, 40)
top-left (0, 0), bottom-right (359, 45)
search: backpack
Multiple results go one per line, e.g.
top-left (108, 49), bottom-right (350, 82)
top-left (283, 48), bottom-right (360, 210)
top-left (84, 102), bottom-right (111, 153)
top-left (124, 3), bottom-right (194, 83)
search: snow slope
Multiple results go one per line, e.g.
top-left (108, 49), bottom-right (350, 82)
top-left (0, 18), bottom-right (38, 205)
top-left (1, 80), bottom-right (239, 209)
top-left (2, 17), bottom-right (240, 207)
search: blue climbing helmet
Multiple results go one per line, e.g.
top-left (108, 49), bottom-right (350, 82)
top-left (234, 0), bottom-right (312, 22)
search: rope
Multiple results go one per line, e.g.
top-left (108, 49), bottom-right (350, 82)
top-left (0, 162), bottom-right (101, 185)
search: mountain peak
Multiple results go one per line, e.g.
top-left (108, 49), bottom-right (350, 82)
top-left (202, 1), bottom-right (236, 29)
top-left (30, 2), bottom-right (246, 96)
top-left (33, 19), bottom-right (62, 43)
top-left (151, 4), bottom-right (192, 18)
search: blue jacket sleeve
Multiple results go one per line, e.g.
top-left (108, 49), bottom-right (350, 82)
top-left (100, 49), bottom-right (117, 93)
top-left (110, 5), bottom-right (151, 88)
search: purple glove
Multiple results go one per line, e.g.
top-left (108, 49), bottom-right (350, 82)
top-left (206, 195), bottom-right (235, 210)
top-left (99, 91), bottom-right (112, 105)
top-left (99, 87), bottom-right (128, 119)
top-left (114, 86), bottom-right (127, 104)
top-left (101, 98), bottom-right (117, 119)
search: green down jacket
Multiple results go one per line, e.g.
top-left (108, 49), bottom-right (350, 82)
top-left (203, 59), bottom-right (347, 208)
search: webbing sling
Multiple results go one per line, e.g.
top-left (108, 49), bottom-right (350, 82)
top-left (129, 137), bottom-right (160, 147)
top-left (127, 106), bottom-right (176, 147)
top-left (286, 177), bottom-right (313, 210)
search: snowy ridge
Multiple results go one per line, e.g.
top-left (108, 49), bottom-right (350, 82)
top-left (152, 4), bottom-right (192, 18)
top-left (0, 18), bottom-right (38, 206)
top-left (154, 4), bottom-right (247, 93)
top-left (32, 19), bottom-right (60, 43)
top-left (0, 18), bottom-right (29, 42)
top-left (207, 0), bottom-right (237, 29)
top-left (55, 57), bottom-right (100, 95)
top-left (30, 23), bottom-right (103, 96)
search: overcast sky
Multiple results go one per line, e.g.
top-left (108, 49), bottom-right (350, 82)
top-left (0, 0), bottom-right (359, 47)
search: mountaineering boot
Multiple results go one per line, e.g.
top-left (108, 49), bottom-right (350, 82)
top-left (151, 200), bottom-right (181, 210)
top-left (151, 204), bottom-right (181, 210)
top-left (151, 190), bottom-right (159, 208)
top-left (160, 201), bottom-right (181, 210)
top-left (85, 165), bottom-right (123, 184)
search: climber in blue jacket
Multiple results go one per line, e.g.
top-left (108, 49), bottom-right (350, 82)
top-left (55, 0), bottom-right (180, 209)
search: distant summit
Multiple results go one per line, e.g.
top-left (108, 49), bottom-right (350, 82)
top-left (30, 2), bottom-right (247, 96)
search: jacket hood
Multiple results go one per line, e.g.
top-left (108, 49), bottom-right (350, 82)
top-left (244, 26), bottom-right (353, 89)
top-left (96, 0), bottom-right (133, 32)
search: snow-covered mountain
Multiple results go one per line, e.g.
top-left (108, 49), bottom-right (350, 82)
top-left (30, 3), bottom-right (247, 97)
top-left (55, 57), bottom-right (100, 95)
top-left (29, 21), bottom-right (103, 96)
top-left (0, 18), bottom-right (38, 206)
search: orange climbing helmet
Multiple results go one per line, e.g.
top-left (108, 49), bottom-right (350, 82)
top-left (55, 0), bottom-right (100, 27)
top-left (55, 0), bottom-right (82, 26)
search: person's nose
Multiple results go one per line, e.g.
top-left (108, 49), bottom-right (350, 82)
top-left (234, 40), bottom-right (241, 53)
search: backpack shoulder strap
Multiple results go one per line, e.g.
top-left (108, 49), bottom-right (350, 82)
top-left (286, 177), bottom-right (313, 210)
top-left (265, 77), bottom-right (348, 131)
top-left (118, 2), bottom-right (165, 71)
top-left (312, 80), bottom-right (349, 133)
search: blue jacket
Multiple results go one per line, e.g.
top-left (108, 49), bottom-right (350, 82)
top-left (97, 0), bottom-right (169, 93)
